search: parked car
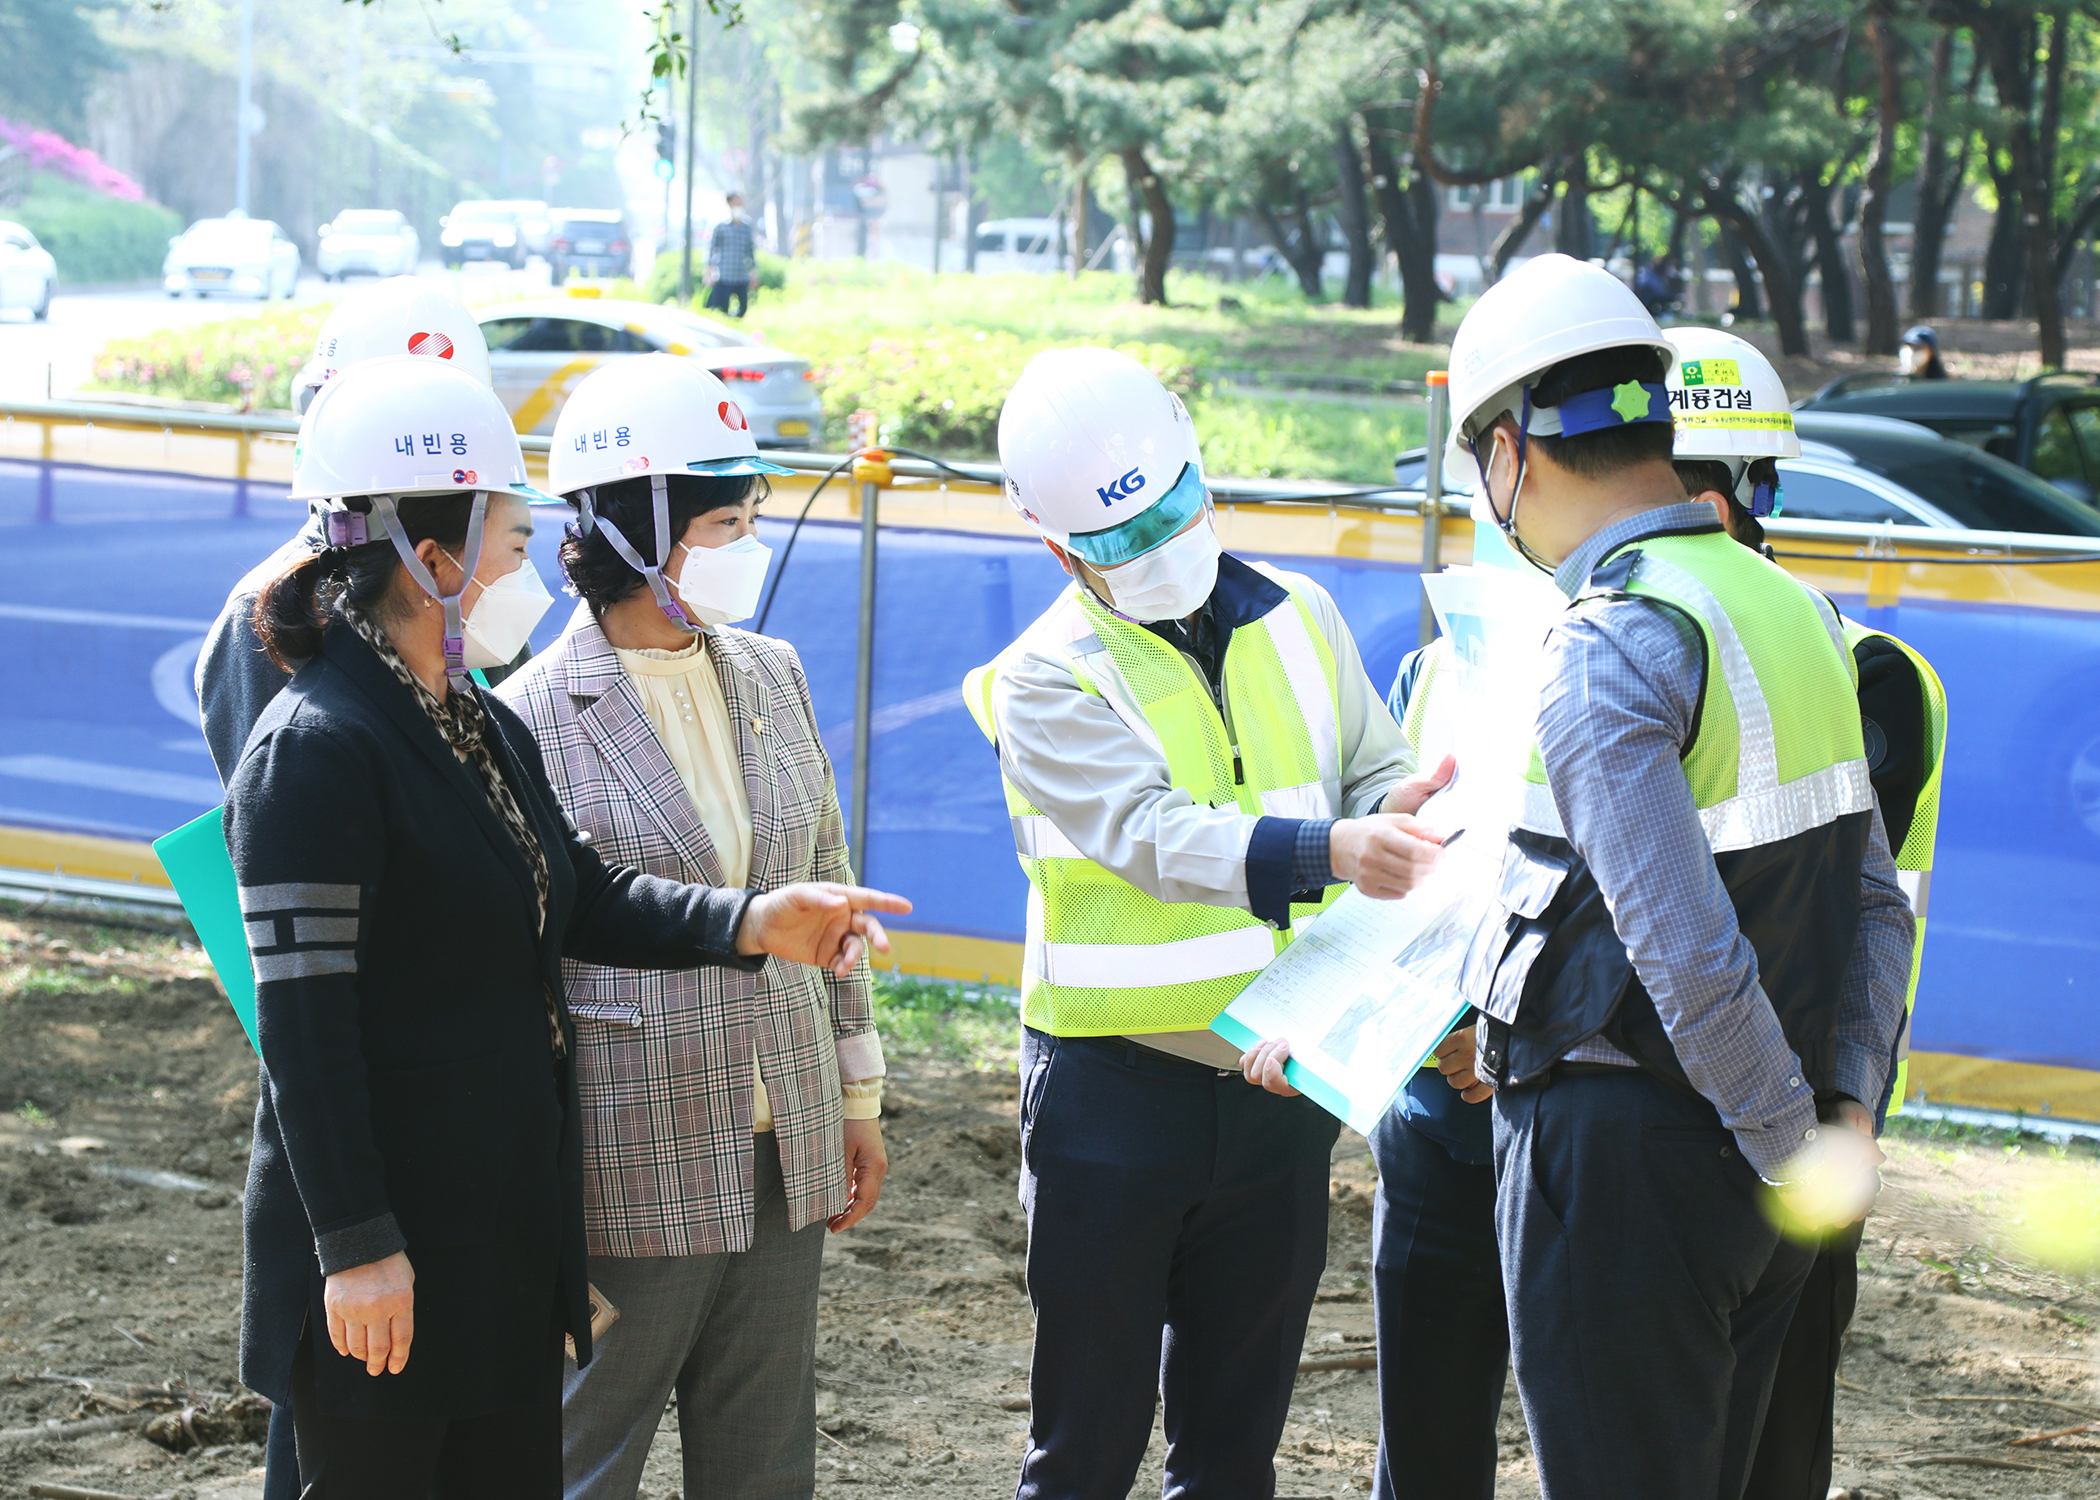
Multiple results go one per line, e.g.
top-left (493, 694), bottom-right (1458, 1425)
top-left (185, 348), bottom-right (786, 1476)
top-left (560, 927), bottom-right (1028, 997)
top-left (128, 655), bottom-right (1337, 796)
top-left (1389, 412), bottom-right (2100, 538)
top-left (548, 209), bottom-right (631, 280)
top-left (485, 199), bottom-right (554, 259)
top-left (316, 209), bottom-right (420, 280)
top-left (1800, 371), bottom-right (2100, 506)
top-left (0, 220), bottom-right (55, 319)
top-left (971, 217), bottom-right (1061, 274)
top-left (439, 201), bottom-right (526, 268)
top-left (474, 295), bottom-right (822, 446)
top-left (162, 216), bottom-right (300, 299)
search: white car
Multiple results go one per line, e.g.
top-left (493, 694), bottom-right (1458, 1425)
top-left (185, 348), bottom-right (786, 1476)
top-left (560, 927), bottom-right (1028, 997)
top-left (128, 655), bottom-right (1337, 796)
top-left (164, 216), bottom-right (300, 299)
top-left (971, 217), bottom-right (1061, 274)
top-left (0, 221), bottom-right (56, 320)
top-left (475, 296), bottom-right (823, 447)
top-left (316, 210), bottom-right (420, 280)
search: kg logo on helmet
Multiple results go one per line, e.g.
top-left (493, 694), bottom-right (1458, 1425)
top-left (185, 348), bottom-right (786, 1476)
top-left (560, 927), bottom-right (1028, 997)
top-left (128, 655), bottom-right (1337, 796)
top-left (718, 400), bottom-right (748, 432)
top-left (1095, 467), bottom-right (1146, 507)
top-left (407, 331), bottom-right (456, 360)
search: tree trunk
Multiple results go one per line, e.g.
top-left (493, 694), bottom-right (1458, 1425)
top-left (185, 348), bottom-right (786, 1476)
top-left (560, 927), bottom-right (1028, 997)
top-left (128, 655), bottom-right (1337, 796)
top-left (1709, 188), bottom-right (1808, 355)
top-left (1717, 219), bottom-right (1762, 321)
top-left (1333, 120), bottom-right (1375, 309)
top-left (1490, 170), bottom-right (1557, 282)
top-left (1256, 192), bottom-right (1324, 299)
top-left (1555, 155), bottom-right (1592, 259)
top-left (1803, 178), bottom-right (1854, 342)
top-left (1122, 146), bottom-right (1175, 306)
top-left (1364, 115), bottom-right (1440, 341)
top-left (1070, 163), bottom-right (1088, 280)
top-left (1909, 31), bottom-right (1967, 319)
top-left (1973, 7), bottom-right (2068, 362)
top-left (1856, 1), bottom-right (1901, 354)
top-left (1982, 153), bottom-right (2025, 319)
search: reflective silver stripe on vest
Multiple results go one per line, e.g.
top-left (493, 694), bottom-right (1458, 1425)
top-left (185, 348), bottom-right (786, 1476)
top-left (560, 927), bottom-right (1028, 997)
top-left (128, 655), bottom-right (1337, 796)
top-left (1699, 757), bottom-right (1873, 852)
top-left (1264, 600), bottom-right (1339, 789)
top-left (1806, 588), bottom-right (1850, 668)
top-left (1012, 813), bottom-right (1085, 862)
top-left (1026, 919), bottom-right (1278, 990)
top-left (1898, 867), bottom-right (1931, 920)
top-left (1634, 553), bottom-right (1871, 851)
top-left (1260, 782), bottom-right (1328, 819)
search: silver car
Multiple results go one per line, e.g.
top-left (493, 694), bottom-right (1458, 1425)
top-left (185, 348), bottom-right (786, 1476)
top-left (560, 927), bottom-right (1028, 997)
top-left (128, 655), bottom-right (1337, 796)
top-left (0, 221), bottom-right (56, 319)
top-left (475, 296), bottom-right (823, 447)
top-left (317, 210), bottom-right (420, 280)
top-left (164, 217), bottom-right (300, 299)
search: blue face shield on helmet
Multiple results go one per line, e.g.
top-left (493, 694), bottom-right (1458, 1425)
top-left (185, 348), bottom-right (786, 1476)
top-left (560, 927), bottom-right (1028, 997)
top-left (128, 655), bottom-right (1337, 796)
top-left (1062, 462), bottom-right (1209, 568)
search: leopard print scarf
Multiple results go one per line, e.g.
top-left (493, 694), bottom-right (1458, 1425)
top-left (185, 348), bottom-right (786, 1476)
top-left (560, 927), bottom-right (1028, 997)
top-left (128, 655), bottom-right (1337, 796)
top-left (339, 605), bottom-right (565, 1060)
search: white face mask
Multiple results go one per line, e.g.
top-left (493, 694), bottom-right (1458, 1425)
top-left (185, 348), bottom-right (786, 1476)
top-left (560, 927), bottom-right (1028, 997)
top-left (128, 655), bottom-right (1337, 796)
top-left (672, 532), bottom-right (773, 626)
top-left (1898, 344), bottom-right (1918, 376)
top-left (454, 556), bottom-right (555, 669)
top-left (1097, 517), bottom-right (1221, 622)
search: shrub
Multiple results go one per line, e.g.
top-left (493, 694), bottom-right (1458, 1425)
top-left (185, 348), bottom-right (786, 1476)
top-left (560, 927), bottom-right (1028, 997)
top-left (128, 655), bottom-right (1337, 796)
top-left (11, 172), bottom-right (181, 286)
top-left (88, 302), bottom-right (331, 411)
top-left (793, 327), bottom-right (1196, 456)
top-left (642, 248), bottom-right (789, 304)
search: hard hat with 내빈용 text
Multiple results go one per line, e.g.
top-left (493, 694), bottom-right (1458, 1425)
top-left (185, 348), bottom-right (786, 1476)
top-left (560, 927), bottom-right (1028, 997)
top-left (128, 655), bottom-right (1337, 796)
top-left (293, 276), bottom-right (492, 414)
top-left (1663, 327), bottom-right (1800, 462)
top-left (997, 346), bottom-right (1205, 555)
top-left (290, 355), bottom-right (554, 506)
top-left (1441, 253), bottom-right (1675, 491)
top-left (546, 353), bottom-right (792, 497)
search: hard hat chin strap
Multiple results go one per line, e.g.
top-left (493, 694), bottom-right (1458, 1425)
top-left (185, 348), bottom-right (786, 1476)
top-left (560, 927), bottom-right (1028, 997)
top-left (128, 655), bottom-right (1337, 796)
top-left (577, 474), bottom-right (696, 631)
top-left (1468, 388), bottom-right (1558, 577)
top-left (371, 491), bottom-right (487, 692)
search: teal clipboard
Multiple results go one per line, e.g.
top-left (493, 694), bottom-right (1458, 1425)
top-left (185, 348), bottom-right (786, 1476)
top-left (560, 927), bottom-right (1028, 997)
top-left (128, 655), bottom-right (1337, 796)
top-left (153, 806), bottom-right (258, 1054)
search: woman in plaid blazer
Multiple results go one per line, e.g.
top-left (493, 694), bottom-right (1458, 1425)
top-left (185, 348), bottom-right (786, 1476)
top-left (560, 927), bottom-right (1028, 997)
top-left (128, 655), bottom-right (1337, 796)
top-left (500, 447), bottom-right (886, 1499)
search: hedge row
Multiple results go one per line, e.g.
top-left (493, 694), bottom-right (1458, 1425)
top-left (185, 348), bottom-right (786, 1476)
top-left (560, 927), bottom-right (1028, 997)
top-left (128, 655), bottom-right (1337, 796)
top-left (11, 172), bottom-right (182, 286)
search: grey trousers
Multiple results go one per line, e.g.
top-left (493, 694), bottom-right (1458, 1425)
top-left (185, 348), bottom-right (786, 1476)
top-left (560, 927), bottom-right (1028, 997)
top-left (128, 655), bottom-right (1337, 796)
top-left (562, 1133), bottom-right (827, 1500)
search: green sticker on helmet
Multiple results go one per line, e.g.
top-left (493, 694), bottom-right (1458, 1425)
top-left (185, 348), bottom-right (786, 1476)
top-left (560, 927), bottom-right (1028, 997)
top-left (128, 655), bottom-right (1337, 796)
top-left (1610, 381), bottom-right (1655, 424)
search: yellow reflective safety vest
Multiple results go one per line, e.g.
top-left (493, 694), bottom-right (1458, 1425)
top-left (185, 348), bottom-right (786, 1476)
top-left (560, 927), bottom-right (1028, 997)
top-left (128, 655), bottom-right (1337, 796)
top-left (1843, 620), bottom-right (1947, 1114)
top-left (1471, 529), bottom-right (1876, 1096)
top-left (964, 571), bottom-right (1344, 1038)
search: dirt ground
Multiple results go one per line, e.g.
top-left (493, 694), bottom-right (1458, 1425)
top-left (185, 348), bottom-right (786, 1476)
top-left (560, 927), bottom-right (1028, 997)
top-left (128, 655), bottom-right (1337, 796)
top-left (2, 906), bottom-right (2096, 1500)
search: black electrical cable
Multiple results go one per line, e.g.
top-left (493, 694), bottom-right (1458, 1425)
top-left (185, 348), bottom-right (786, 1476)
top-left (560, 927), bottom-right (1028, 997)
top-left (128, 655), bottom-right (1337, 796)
top-left (753, 451), bottom-right (859, 634)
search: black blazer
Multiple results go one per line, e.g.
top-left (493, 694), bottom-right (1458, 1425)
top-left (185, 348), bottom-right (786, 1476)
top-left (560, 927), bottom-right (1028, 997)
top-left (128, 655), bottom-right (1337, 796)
top-left (228, 623), bottom-right (760, 1420)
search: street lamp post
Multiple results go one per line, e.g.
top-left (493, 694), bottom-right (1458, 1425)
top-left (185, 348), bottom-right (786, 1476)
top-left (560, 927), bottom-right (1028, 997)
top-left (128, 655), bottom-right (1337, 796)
top-left (678, 0), bottom-right (700, 305)
top-left (235, 0), bottom-right (255, 215)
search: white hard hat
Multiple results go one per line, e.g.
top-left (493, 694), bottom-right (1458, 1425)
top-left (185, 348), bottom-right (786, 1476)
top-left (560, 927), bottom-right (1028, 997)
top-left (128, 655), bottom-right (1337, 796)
top-left (997, 346), bottom-right (1205, 566)
top-left (291, 355), bottom-right (551, 508)
top-left (292, 276), bottom-right (493, 415)
top-left (1443, 253), bottom-right (1676, 490)
top-left (547, 353), bottom-right (791, 496)
top-left (1663, 327), bottom-right (1799, 461)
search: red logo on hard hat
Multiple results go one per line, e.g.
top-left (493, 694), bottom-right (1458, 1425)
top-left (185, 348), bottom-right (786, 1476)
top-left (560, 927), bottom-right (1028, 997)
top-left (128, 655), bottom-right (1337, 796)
top-left (718, 400), bottom-right (748, 431)
top-left (408, 331), bottom-right (455, 360)
top-left (453, 468), bottom-right (477, 485)
top-left (623, 456), bottom-right (651, 474)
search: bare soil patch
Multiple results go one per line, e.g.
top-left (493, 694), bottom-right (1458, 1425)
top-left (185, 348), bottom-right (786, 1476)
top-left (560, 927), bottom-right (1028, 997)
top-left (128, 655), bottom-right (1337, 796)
top-left (1, 906), bottom-right (2095, 1499)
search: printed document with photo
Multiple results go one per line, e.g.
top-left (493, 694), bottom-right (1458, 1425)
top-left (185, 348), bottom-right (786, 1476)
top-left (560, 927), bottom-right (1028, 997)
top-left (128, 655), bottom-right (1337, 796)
top-left (1211, 565), bottom-right (1564, 1133)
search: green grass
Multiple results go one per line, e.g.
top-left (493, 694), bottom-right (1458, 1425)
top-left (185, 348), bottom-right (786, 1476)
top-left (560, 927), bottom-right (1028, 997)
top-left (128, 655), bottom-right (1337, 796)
top-left (1883, 1110), bottom-right (2100, 1161)
top-left (870, 972), bottom-right (1020, 1073)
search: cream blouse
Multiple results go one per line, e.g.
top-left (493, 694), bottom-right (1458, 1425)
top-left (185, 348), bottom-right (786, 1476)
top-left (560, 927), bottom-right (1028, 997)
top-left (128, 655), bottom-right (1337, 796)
top-left (615, 636), bottom-right (881, 1131)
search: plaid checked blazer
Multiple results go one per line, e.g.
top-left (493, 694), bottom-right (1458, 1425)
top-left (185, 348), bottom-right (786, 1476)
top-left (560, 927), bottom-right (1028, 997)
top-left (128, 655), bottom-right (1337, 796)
top-left (499, 604), bottom-right (881, 1257)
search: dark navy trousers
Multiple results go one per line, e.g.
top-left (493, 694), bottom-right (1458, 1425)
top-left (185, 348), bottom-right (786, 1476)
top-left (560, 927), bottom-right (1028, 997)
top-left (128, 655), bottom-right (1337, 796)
top-left (1014, 1028), bottom-right (1341, 1500)
top-left (1495, 1070), bottom-right (1816, 1500)
top-left (1743, 1220), bottom-right (1865, 1500)
top-left (1367, 1105), bottom-right (1508, 1500)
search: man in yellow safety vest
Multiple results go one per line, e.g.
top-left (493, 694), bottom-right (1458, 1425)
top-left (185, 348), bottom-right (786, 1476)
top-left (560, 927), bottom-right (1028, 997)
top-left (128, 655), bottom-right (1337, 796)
top-left (1664, 326), bottom-right (1948, 1500)
top-left (965, 346), bottom-right (1451, 1499)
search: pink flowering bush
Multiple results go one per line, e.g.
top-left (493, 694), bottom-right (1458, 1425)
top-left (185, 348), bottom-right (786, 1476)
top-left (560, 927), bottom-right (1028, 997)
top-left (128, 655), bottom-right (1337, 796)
top-left (0, 116), bottom-right (144, 201)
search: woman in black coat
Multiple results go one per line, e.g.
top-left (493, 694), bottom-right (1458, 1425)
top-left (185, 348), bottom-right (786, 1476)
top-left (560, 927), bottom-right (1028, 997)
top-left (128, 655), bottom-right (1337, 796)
top-left (228, 361), bottom-right (905, 1499)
